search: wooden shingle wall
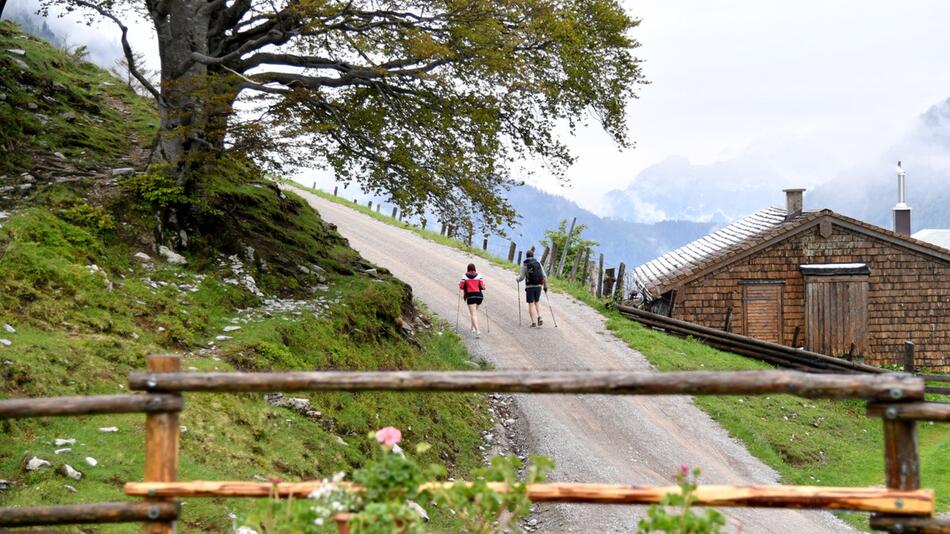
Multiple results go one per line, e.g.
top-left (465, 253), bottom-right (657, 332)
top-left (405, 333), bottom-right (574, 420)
top-left (673, 221), bottom-right (950, 369)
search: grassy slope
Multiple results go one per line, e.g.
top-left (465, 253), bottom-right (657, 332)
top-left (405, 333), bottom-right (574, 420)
top-left (0, 22), bottom-right (487, 533)
top-left (296, 182), bottom-right (950, 529)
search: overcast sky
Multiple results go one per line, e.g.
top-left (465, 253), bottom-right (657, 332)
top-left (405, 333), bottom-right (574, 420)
top-left (541, 0), bottom-right (950, 211)
top-left (8, 0), bottom-right (950, 215)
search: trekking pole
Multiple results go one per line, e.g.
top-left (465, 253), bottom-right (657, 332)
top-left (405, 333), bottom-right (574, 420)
top-left (516, 280), bottom-right (522, 326)
top-left (484, 302), bottom-right (491, 334)
top-left (544, 288), bottom-right (559, 328)
top-left (455, 291), bottom-right (461, 332)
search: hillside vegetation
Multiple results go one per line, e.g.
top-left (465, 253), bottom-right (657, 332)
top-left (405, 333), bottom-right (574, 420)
top-left (0, 21), bottom-right (488, 532)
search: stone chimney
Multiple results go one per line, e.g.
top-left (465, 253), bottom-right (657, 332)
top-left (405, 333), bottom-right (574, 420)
top-left (893, 161), bottom-right (911, 235)
top-left (783, 188), bottom-right (805, 220)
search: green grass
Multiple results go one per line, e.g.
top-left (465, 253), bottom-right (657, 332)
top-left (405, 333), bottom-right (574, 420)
top-left (293, 180), bottom-right (950, 530)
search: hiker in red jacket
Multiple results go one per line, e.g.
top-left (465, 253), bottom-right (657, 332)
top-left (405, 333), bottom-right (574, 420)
top-left (459, 263), bottom-right (486, 337)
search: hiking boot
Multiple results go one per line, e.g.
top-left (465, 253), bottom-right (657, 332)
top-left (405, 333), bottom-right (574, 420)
top-left (475, 330), bottom-right (481, 338)
top-left (538, 317), bottom-right (544, 326)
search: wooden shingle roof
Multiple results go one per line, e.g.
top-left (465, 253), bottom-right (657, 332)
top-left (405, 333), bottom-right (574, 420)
top-left (633, 207), bottom-right (950, 297)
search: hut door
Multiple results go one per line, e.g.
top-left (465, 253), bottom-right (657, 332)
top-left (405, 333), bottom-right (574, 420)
top-left (741, 282), bottom-right (784, 344)
top-left (804, 274), bottom-right (869, 357)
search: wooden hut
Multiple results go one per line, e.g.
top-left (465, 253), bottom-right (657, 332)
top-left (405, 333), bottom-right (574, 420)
top-left (632, 189), bottom-right (950, 370)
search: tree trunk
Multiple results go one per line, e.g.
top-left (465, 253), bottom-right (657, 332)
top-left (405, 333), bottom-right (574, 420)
top-left (150, 1), bottom-right (231, 170)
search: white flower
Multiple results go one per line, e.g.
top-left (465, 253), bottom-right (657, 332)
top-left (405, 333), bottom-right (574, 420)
top-left (332, 471), bottom-right (346, 482)
top-left (314, 518), bottom-right (325, 526)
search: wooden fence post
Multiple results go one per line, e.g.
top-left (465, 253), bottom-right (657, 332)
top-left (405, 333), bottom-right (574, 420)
top-left (596, 253), bottom-right (604, 298)
top-left (420, 219), bottom-right (426, 230)
top-left (143, 354), bottom-right (181, 534)
top-left (569, 247), bottom-right (582, 281)
top-left (376, 204), bottom-right (380, 213)
top-left (582, 249), bottom-right (592, 284)
top-left (391, 207), bottom-right (398, 219)
top-left (614, 262), bottom-right (626, 300)
top-left (367, 200), bottom-right (373, 209)
top-left (603, 267), bottom-right (616, 297)
top-left (724, 305), bottom-right (734, 332)
top-left (516, 250), bottom-right (523, 264)
top-left (903, 341), bottom-right (915, 374)
top-left (482, 236), bottom-right (489, 251)
top-left (547, 243), bottom-right (558, 272)
top-left (557, 217), bottom-right (576, 276)
top-left (540, 246), bottom-right (550, 268)
top-left (507, 242), bottom-right (517, 262)
top-left (333, 185), bottom-right (338, 196)
top-left (881, 341), bottom-right (921, 507)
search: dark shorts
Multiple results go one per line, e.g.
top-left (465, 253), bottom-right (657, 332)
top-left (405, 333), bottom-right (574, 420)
top-left (466, 295), bottom-right (483, 306)
top-left (525, 286), bottom-right (542, 303)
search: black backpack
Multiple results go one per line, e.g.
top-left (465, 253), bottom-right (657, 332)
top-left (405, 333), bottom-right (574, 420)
top-left (525, 258), bottom-right (543, 285)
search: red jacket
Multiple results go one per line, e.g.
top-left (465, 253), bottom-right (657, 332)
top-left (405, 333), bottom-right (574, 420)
top-left (459, 273), bottom-right (485, 296)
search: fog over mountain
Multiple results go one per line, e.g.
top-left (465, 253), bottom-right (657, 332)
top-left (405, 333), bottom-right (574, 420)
top-left (808, 99), bottom-right (950, 231)
top-left (602, 98), bottom-right (950, 233)
top-left (501, 186), bottom-right (715, 269)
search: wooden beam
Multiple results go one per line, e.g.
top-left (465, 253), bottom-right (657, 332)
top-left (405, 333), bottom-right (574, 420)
top-left (123, 481), bottom-right (933, 515)
top-left (868, 402), bottom-right (950, 422)
top-left (870, 514), bottom-right (950, 533)
top-left (143, 355), bottom-right (181, 534)
top-left (128, 370), bottom-right (923, 401)
top-left (883, 418), bottom-right (921, 491)
top-left (0, 394), bottom-right (182, 419)
top-left (0, 502), bottom-right (179, 526)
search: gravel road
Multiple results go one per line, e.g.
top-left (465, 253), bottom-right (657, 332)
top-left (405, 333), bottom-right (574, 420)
top-left (294, 188), bottom-right (853, 534)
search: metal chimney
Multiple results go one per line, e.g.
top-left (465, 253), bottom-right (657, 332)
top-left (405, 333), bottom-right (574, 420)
top-left (893, 161), bottom-right (911, 235)
top-left (783, 188), bottom-right (805, 220)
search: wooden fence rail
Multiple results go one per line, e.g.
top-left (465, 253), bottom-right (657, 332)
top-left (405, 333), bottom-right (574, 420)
top-left (0, 502), bottom-right (179, 527)
top-left (122, 481), bottom-right (933, 515)
top-left (0, 394), bottom-right (182, 419)
top-left (2, 364), bottom-right (947, 532)
top-left (127, 370), bottom-right (924, 401)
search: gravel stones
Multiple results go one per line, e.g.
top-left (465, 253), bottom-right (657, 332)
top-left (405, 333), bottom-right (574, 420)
top-left (63, 464), bottom-right (82, 480)
top-left (159, 245), bottom-right (187, 265)
top-left (26, 457), bottom-right (51, 471)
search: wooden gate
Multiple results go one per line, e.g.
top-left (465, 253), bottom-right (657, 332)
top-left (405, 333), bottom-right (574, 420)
top-left (803, 264), bottom-right (870, 357)
top-left (741, 281), bottom-right (783, 344)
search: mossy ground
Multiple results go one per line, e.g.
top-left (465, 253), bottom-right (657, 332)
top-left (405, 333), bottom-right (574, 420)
top-left (0, 20), bottom-right (157, 175)
top-left (0, 21), bottom-right (489, 533)
top-left (298, 180), bottom-right (950, 530)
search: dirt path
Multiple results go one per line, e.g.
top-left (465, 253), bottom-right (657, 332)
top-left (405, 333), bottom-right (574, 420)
top-left (293, 188), bottom-right (853, 534)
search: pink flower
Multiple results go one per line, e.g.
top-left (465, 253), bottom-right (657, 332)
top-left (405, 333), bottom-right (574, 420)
top-left (375, 426), bottom-right (402, 447)
top-left (678, 465), bottom-right (689, 475)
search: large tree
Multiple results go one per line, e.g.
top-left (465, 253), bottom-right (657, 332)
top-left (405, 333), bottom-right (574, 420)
top-left (45, 0), bottom-right (645, 230)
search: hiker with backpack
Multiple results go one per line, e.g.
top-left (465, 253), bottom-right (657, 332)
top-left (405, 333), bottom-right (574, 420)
top-left (459, 263), bottom-right (486, 337)
top-left (516, 250), bottom-right (547, 327)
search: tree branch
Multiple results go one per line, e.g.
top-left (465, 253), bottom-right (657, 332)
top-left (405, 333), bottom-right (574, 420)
top-left (72, 0), bottom-right (165, 105)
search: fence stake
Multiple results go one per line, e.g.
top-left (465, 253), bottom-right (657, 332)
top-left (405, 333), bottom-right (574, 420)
top-left (508, 242), bottom-right (517, 262)
top-left (724, 305), bottom-right (734, 333)
top-left (367, 200), bottom-right (373, 209)
top-left (376, 204), bottom-right (380, 213)
top-left (569, 247), bottom-right (583, 281)
top-left (540, 246), bottom-right (550, 268)
top-left (333, 185), bottom-right (338, 196)
top-left (516, 250), bottom-right (523, 265)
top-left (557, 217), bottom-right (576, 276)
top-left (482, 236), bottom-right (489, 251)
top-left (903, 341), bottom-right (915, 374)
top-left (614, 262), bottom-right (626, 301)
top-left (143, 354), bottom-right (181, 534)
top-left (596, 253), bottom-right (604, 298)
top-left (391, 207), bottom-right (397, 219)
